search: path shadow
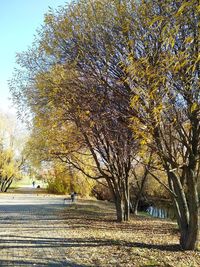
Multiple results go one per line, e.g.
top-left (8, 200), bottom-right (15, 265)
top-left (0, 235), bottom-right (182, 252)
top-left (0, 259), bottom-right (91, 267)
top-left (0, 202), bottom-right (178, 234)
top-left (0, 198), bottom-right (182, 267)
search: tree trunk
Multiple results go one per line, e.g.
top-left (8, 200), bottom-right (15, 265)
top-left (106, 179), bottom-right (125, 222)
top-left (180, 179), bottom-right (199, 250)
top-left (132, 154), bottom-right (152, 215)
top-left (132, 173), bottom-right (147, 215)
top-left (115, 196), bottom-right (124, 222)
top-left (124, 195), bottom-right (130, 221)
top-left (114, 191), bottom-right (130, 222)
top-left (4, 179), bottom-right (13, 192)
top-left (123, 180), bottom-right (130, 221)
top-left (170, 172), bottom-right (199, 250)
top-left (179, 220), bottom-right (199, 250)
top-left (132, 198), bottom-right (139, 216)
top-left (179, 203), bottom-right (199, 250)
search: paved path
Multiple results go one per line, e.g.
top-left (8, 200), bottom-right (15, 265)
top-left (0, 193), bottom-right (82, 267)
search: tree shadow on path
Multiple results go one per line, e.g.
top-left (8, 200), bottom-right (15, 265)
top-left (0, 259), bottom-right (91, 267)
top-left (0, 235), bottom-right (181, 251)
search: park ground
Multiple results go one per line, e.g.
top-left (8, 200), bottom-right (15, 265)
top-left (0, 190), bottom-right (199, 267)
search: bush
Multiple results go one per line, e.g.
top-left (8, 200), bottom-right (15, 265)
top-left (46, 177), bottom-right (68, 194)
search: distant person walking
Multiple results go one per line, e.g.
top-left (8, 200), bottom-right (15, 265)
top-left (32, 181), bottom-right (35, 188)
top-left (71, 192), bottom-right (77, 202)
top-left (71, 192), bottom-right (75, 202)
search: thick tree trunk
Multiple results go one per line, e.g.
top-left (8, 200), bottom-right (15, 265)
top-left (124, 195), bottom-right (130, 221)
top-left (115, 196), bottom-right (124, 222)
top-left (179, 202), bottom-right (199, 250)
top-left (170, 172), bottom-right (199, 250)
top-left (106, 179), bottom-right (125, 222)
top-left (115, 194), bottom-right (130, 222)
top-left (114, 192), bottom-right (130, 222)
top-left (180, 179), bottom-right (199, 250)
top-left (180, 221), bottom-right (199, 250)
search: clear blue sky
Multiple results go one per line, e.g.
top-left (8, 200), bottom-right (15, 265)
top-left (0, 0), bottom-right (68, 114)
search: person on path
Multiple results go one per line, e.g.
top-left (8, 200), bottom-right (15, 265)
top-left (71, 192), bottom-right (75, 202)
top-left (71, 192), bottom-right (77, 202)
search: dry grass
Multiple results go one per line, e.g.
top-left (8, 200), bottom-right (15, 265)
top-left (59, 199), bottom-right (200, 267)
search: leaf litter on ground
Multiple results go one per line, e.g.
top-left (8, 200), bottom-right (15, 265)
top-left (58, 199), bottom-right (200, 267)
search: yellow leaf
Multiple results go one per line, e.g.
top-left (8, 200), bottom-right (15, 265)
top-left (149, 16), bottom-right (164, 27)
top-left (184, 36), bottom-right (193, 44)
top-left (195, 53), bottom-right (200, 63)
top-left (191, 102), bottom-right (198, 113)
top-left (176, 1), bottom-right (193, 16)
top-left (140, 139), bottom-right (147, 146)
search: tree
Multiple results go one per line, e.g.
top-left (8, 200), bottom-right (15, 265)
top-left (9, 0), bottom-right (199, 250)
top-left (23, 115), bottom-right (97, 196)
top-left (0, 113), bottom-right (25, 191)
top-left (10, 0), bottom-right (139, 222)
top-left (126, 0), bottom-right (200, 250)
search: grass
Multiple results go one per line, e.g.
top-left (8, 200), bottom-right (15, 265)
top-left (60, 199), bottom-right (200, 267)
top-left (11, 176), bottom-right (32, 187)
top-left (12, 176), bottom-right (47, 188)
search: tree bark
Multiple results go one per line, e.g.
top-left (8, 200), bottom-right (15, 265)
top-left (132, 172), bottom-right (148, 216)
top-left (124, 189), bottom-right (130, 221)
top-left (169, 172), bottom-right (199, 250)
top-left (115, 195), bottom-right (124, 222)
top-left (132, 154), bottom-right (152, 215)
top-left (180, 176), bottom-right (199, 250)
top-left (4, 178), bottom-right (14, 192)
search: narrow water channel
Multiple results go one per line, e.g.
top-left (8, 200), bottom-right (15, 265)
top-left (146, 204), bottom-right (176, 220)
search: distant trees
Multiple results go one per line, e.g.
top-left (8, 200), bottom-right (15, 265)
top-left (10, 0), bottom-right (199, 250)
top-left (41, 161), bottom-right (96, 196)
top-left (23, 120), bottom-right (97, 196)
top-left (0, 113), bottom-right (25, 191)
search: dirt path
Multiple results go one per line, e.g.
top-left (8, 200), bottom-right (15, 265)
top-left (0, 193), bottom-right (199, 266)
top-left (0, 193), bottom-right (77, 267)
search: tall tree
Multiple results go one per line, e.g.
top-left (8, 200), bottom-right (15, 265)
top-left (126, 0), bottom-right (200, 250)
top-left (10, 0), bottom-right (139, 222)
